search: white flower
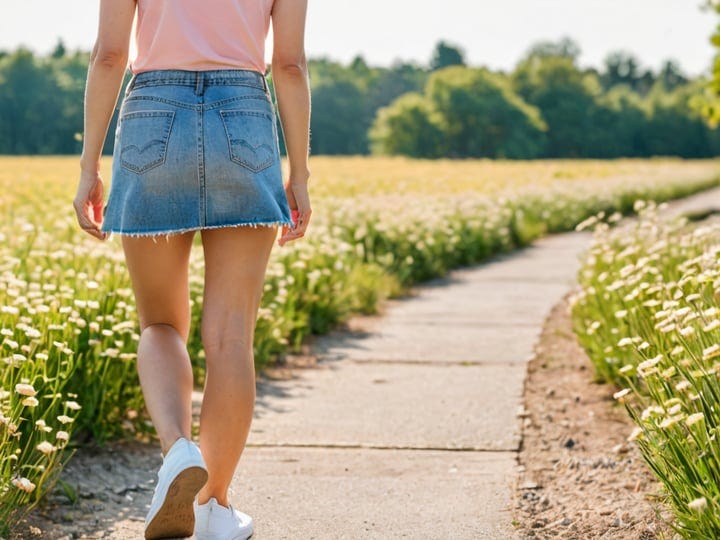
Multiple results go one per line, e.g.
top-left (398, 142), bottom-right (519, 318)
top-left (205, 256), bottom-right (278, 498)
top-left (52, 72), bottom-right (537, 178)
top-left (14, 383), bottom-right (36, 397)
top-left (668, 346), bottom-right (684, 358)
top-left (56, 431), bottom-right (69, 442)
top-left (659, 414), bottom-right (684, 429)
top-left (613, 388), bottom-right (631, 400)
top-left (675, 380), bottom-right (691, 392)
top-left (641, 405), bottom-right (665, 420)
top-left (659, 323), bottom-right (676, 333)
top-left (689, 497), bottom-right (707, 512)
top-left (35, 420), bottom-right (52, 433)
top-left (638, 355), bottom-right (663, 371)
top-left (667, 404), bottom-right (682, 415)
top-left (703, 344), bottom-right (720, 361)
top-left (661, 366), bottom-right (676, 379)
top-left (36, 441), bottom-right (57, 455)
top-left (686, 413), bottom-right (704, 426)
top-left (22, 396), bottom-right (39, 407)
top-left (64, 401), bottom-right (81, 411)
top-left (12, 477), bottom-right (36, 493)
top-left (703, 320), bottom-right (720, 332)
top-left (57, 415), bottom-right (74, 424)
top-left (678, 326), bottom-right (695, 338)
top-left (24, 328), bottom-right (41, 339)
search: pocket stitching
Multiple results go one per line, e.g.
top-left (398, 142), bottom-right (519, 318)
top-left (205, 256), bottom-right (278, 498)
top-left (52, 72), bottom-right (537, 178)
top-left (219, 110), bottom-right (275, 173)
top-left (119, 111), bottom-right (175, 174)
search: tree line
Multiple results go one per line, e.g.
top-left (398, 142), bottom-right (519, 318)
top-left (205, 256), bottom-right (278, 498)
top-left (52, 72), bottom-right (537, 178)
top-left (0, 38), bottom-right (718, 158)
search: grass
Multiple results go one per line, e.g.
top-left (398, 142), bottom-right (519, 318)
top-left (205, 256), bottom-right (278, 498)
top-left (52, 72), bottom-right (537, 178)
top-left (0, 155), bottom-right (719, 534)
top-left (571, 201), bottom-right (720, 538)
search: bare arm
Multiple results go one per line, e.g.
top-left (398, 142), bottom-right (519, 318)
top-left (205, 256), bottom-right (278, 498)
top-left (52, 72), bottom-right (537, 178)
top-left (75, 0), bottom-right (136, 240)
top-left (79, 0), bottom-right (136, 173)
top-left (271, 0), bottom-right (311, 181)
top-left (271, 0), bottom-right (313, 246)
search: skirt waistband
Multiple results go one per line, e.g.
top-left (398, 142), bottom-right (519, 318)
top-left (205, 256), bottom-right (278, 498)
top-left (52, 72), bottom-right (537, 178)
top-left (127, 69), bottom-right (268, 94)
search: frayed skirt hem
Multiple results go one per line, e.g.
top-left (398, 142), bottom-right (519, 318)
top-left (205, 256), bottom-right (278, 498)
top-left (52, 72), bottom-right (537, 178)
top-left (102, 219), bottom-right (292, 240)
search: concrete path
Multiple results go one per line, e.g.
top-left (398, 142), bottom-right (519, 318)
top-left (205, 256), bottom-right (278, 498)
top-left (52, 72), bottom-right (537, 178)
top-left (228, 187), bottom-right (720, 540)
top-left (230, 234), bottom-right (590, 539)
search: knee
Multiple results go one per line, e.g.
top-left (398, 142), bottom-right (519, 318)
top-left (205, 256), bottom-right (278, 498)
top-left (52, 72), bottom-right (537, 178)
top-left (200, 317), bottom-right (255, 363)
top-left (140, 318), bottom-right (190, 343)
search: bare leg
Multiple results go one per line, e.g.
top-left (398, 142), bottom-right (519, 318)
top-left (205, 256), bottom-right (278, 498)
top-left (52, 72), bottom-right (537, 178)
top-left (196, 225), bottom-right (277, 507)
top-left (121, 232), bottom-right (196, 456)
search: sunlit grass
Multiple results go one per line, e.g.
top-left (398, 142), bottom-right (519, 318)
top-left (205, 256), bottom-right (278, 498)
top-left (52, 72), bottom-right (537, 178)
top-left (0, 155), bottom-right (719, 534)
top-left (572, 202), bottom-right (720, 537)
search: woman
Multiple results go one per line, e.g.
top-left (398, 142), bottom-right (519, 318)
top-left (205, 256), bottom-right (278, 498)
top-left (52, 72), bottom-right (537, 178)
top-left (73, 0), bottom-right (311, 538)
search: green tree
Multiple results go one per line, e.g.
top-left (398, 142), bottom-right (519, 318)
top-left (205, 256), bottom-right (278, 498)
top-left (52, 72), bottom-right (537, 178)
top-left (369, 93), bottom-right (445, 157)
top-left (51, 39), bottom-right (67, 59)
top-left (430, 41), bottom-right (466, 71)
top-left (642, 79), bottom-right (720, 157)
top-left (588, 85), bottom-right (647, 157)
top-left (601, 51), bottom-right (641, 89)
top-left (523, 37), bottom-right (581, 61)
top-left (658, 60), bottom-right (689, 91)
top-left (512, 53), bottom-right (598, 157)
top-left (371, 66), bottom-right (546, 159)
top-left (427, 66), bottom-right (546, 158)
top-left (0, 48), bottom-right (56, 153)
top-left (308, 79), bottom-right (367, 154)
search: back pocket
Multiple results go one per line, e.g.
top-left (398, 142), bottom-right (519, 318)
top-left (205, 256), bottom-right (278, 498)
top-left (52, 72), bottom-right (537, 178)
top-left (119, 111), bottom-right (175, 174)
top-left (219, 110), bottom-right (276, 172)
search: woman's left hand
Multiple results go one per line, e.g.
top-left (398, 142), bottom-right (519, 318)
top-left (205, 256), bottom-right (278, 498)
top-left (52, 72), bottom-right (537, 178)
top-left (73, 169), bottom-right (108, 241)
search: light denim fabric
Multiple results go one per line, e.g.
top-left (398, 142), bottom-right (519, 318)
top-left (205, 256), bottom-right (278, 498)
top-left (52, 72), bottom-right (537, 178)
top-left (102, 69), bottom-right (293, 236)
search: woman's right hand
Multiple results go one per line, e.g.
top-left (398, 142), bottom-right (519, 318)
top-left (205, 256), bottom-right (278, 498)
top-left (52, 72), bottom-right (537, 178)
top-left (278, 177), bottom-right (311, 246)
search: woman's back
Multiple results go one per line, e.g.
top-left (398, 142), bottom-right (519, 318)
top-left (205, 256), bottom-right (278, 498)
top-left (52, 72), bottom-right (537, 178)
top-left (131, 0), bottom-right (275, 75)
top-left (76, 1), bottom-right (310, 534)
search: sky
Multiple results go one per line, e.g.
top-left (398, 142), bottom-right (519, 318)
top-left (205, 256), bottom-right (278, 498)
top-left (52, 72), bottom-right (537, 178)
top-left (0, 0), bottom-right (717, 77)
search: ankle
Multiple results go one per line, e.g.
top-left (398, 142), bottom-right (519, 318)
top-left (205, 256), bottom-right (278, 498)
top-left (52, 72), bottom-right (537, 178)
top-left (160, 433), bottom-right (191, 457)
top-left (197, 489), bottom-right (229, 507)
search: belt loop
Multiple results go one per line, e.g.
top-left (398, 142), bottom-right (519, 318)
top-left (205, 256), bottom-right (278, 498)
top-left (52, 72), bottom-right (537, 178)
top-left (195, 72), bottom-right (204, 95)
top-left (262, 74), bottom-right (270, 94)
top-left (124, 73), bottom-right (137, 95)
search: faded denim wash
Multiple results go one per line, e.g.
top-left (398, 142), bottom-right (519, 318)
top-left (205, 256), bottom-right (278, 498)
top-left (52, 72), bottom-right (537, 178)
top-left (102, 69), bottom-right (293, 236)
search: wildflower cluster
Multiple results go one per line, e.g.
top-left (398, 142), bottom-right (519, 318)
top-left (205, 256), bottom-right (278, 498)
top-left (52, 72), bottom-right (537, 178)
top-left (572, 201), bottom-right (720, 537)
top-left (0, 156), bottom-right (718, 534)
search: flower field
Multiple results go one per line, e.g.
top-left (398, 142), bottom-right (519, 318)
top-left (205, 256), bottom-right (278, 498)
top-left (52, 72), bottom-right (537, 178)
top-left (1, 155), bottom-right (719, 534)
top-left (572, 201), bottom-right (720, 537)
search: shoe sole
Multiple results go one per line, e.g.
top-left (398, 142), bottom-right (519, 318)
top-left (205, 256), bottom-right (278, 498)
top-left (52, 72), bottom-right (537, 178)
top-left (145, 466), bottom-right (208, 539)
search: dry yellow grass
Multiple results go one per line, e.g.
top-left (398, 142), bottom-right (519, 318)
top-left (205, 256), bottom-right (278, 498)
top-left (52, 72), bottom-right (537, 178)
top-left (1, 156), bottom-right (719, 202)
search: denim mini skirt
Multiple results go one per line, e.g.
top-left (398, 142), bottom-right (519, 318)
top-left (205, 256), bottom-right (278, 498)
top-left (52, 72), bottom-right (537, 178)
top-left (101, 69), bottom-right (293, 236)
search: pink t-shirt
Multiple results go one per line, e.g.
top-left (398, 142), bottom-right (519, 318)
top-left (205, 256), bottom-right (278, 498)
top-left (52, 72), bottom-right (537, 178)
top-left (130, 0), bottom-right (274, 75)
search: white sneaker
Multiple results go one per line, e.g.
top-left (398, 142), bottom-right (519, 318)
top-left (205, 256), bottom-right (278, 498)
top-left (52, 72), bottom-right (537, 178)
top-left (193, 497), bottom-right (254, 540)
top-left (144, 437), bottom-right (208, 539)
